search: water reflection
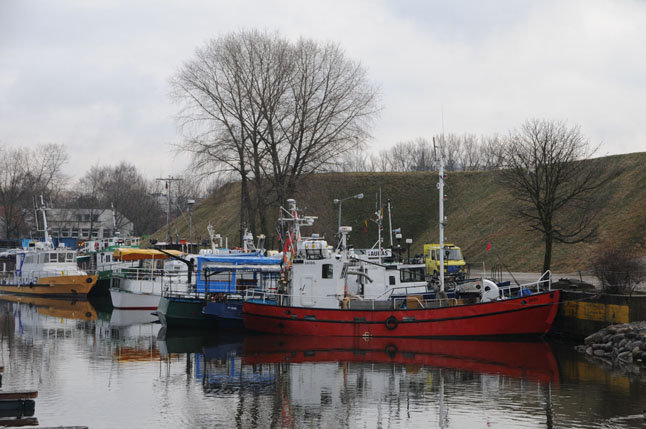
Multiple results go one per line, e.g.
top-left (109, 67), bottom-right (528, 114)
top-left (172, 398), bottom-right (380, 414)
top-left (0, 296), bottom-right (645, 428)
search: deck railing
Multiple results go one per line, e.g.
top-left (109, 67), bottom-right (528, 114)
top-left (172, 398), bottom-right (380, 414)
top-left (498, 270), bottom-right (552, 298)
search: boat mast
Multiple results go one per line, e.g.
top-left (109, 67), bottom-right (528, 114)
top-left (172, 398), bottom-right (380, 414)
top-left (434, 138), bottom-right (446, 292)
top-left (111, 202), bottom-right (119, 236)
top-left (39, 196), bottom-right (50, 246)
top-left (387, 199), bottom-right (393, 248)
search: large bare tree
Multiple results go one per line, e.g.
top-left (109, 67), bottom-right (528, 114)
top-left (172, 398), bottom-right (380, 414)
top-left (171, 30), bottom-right (380, 241)
top-left (500, 119), bottom-right (613, 272)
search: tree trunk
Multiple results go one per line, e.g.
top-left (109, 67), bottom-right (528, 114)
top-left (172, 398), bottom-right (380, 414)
top-left (542, 233), bottom-right (553, 274)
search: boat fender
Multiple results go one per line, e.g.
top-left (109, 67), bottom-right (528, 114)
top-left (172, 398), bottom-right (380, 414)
top-left (385, 315), bottom-right (399, 330)
top-left (85, 277), bottom-right (93, 283)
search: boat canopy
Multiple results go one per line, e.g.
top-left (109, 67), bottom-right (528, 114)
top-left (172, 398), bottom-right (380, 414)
top-left (112, 248), bottom-right (185, 261)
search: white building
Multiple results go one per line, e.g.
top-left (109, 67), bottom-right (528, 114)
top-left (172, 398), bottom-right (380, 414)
top-left (45, 208), bottom-right (134, 239)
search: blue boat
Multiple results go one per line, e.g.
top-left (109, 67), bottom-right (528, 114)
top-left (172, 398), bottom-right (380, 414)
top-left (199, 255), bottom-right (282, 329)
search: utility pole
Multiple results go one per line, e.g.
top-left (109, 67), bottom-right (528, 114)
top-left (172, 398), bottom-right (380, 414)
top-left (155, 176), bottom-right (183, 243)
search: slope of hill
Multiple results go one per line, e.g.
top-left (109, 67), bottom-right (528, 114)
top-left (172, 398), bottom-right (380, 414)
top-left (153, 152), bottom-right (646, 272)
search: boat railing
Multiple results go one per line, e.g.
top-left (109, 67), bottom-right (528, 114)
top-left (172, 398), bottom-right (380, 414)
top-left (243, 290), bottom-right (458, 310)
top-left (112, 267), bottom-right (189, 281)
top-left (0, 269), bottom-right (86, 285)
top-left (498, 270), bottom-right (552, 298)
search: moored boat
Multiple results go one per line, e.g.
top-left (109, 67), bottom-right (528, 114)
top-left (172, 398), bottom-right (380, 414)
top-left (0, 199), bottom-right (97, 298)
top-left (242, 154), bottom-right (561, 338)
top-left (109, 248), bottom-right (186, 310)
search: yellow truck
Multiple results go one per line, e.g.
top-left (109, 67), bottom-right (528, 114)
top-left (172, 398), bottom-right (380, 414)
top-left (423, 243), bottom-right (466, 280)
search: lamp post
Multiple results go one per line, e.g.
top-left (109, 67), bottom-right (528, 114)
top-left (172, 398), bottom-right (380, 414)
top-left (333, 193), bottom-right (364, 244)
top-left (187, 199), bottom-right (195, 249)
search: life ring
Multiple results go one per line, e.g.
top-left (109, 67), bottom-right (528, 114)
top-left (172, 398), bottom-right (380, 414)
top-left (385, 315), bottom-right (398, 330)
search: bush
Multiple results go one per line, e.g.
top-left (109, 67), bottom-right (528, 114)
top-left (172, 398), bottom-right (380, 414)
top-left (593, 246), bottom-right (645, 294)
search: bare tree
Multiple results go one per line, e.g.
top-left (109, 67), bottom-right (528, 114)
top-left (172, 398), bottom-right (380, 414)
top-left (0, 143), bottom-right (68, 239)
top-left (500, 119), bottom-right (614, 272)
top-left (100, 162), bottom-right (164, 236)
top-left (171, 30), bottom-right (380, 240)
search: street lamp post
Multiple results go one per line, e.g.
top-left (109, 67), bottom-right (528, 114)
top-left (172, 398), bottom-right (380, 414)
top-left (187, 199), bottom-right (195, 248)
top-left (333, 193), bottom-right (364, 245)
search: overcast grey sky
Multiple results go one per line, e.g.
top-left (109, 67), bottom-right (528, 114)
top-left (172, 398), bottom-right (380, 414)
top-left (1, 0), bottom-right (644, 179)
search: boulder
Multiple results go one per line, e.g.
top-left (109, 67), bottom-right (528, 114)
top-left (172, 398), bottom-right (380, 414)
top-left (618, 351), bottom-right (633, 363)
top-left (593, 349), bottom-right (607, 357)
top-left (611, 333), bottom-right (625, 343)
top-left (584, 332), bottom-right (605, 345)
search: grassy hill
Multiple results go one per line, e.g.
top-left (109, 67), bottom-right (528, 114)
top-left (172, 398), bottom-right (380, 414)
top-left (152, 152), bottom-right (646, 272)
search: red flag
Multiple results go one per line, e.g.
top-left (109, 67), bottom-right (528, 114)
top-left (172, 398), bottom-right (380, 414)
top-left (486, 242), bottom-right (492, 251)
top-left (363, 219), bottom-right (368, 233)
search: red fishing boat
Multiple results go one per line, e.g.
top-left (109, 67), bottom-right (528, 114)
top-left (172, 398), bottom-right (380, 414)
top-left (243, 154), bottom-right (561, 339)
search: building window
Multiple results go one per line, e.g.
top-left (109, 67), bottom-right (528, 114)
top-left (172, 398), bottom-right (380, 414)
top-left (81, 228), bottom-right (90, 238)
top-left (322, 264), bottom-right (333, 279)
top-left (91, 230), bottom-right (99, 238)
top-left (71, 228), bottom-right (79, 238)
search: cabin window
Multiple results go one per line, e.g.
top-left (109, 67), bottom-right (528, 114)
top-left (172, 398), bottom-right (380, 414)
top-left (322, 264), bottom-right (333, 279)
top-left (306, 249), bottom-right (323, 260)
top-left (431, 250), bottom-right (436, 260)
top-left (401, 267), bottom-right (425, 283)
top-left (50, 253), bottom-right (58, 263)
top-left (389, 275), bottom-right (396, 285)
top-left (58, 253), bottom-right (65, 263)
top-left (106, 255), bottom-right (111, 262)
top-left (26, 255), bottom-right (35, 264)
top-left (67, 252), bottom-right (74, 262)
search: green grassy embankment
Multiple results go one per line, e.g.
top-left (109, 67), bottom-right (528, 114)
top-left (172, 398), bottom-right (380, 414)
top-left (153, 152), bottom-right (646, 272)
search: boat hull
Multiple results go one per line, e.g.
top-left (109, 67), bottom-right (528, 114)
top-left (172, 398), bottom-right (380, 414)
top-left (157, 296), bottom-right (216, 329)
top-left (203, 300), bottom-right (245, 330)
top-left (243, 290), bottom-right (560, 338)
top-left (0, 274), bottom-right (98, 298)
top-left (110, 288), bottom-right (160, 310)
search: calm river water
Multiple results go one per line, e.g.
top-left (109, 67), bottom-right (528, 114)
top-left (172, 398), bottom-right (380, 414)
top-left (1, 297), bottom-right (645, 428)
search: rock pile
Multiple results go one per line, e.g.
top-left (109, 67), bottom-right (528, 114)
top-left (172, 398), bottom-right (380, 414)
top-left (575, 321), bottom-right (646, 368)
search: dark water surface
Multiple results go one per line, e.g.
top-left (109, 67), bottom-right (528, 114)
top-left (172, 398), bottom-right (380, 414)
top-left (1, 298), bottom-right (645, 428)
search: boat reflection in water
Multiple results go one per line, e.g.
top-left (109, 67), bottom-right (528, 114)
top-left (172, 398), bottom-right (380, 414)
top-left (0, 294), bottom-right (97, 321)
top-left (240, 335), bottom-right (560, 384)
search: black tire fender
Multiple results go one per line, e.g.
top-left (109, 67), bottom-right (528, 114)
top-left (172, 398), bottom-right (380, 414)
top-left (385, 315), bottom-right (399, 330)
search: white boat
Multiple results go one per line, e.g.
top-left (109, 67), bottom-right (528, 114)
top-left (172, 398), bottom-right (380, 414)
top-left (109, 248), bottom-right (189, 310)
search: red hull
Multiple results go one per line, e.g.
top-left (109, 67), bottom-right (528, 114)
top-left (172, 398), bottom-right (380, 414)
top-left (241, 335), bottom-right (560, 384)
top-left (243, 290), bottom-right (560, 337)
